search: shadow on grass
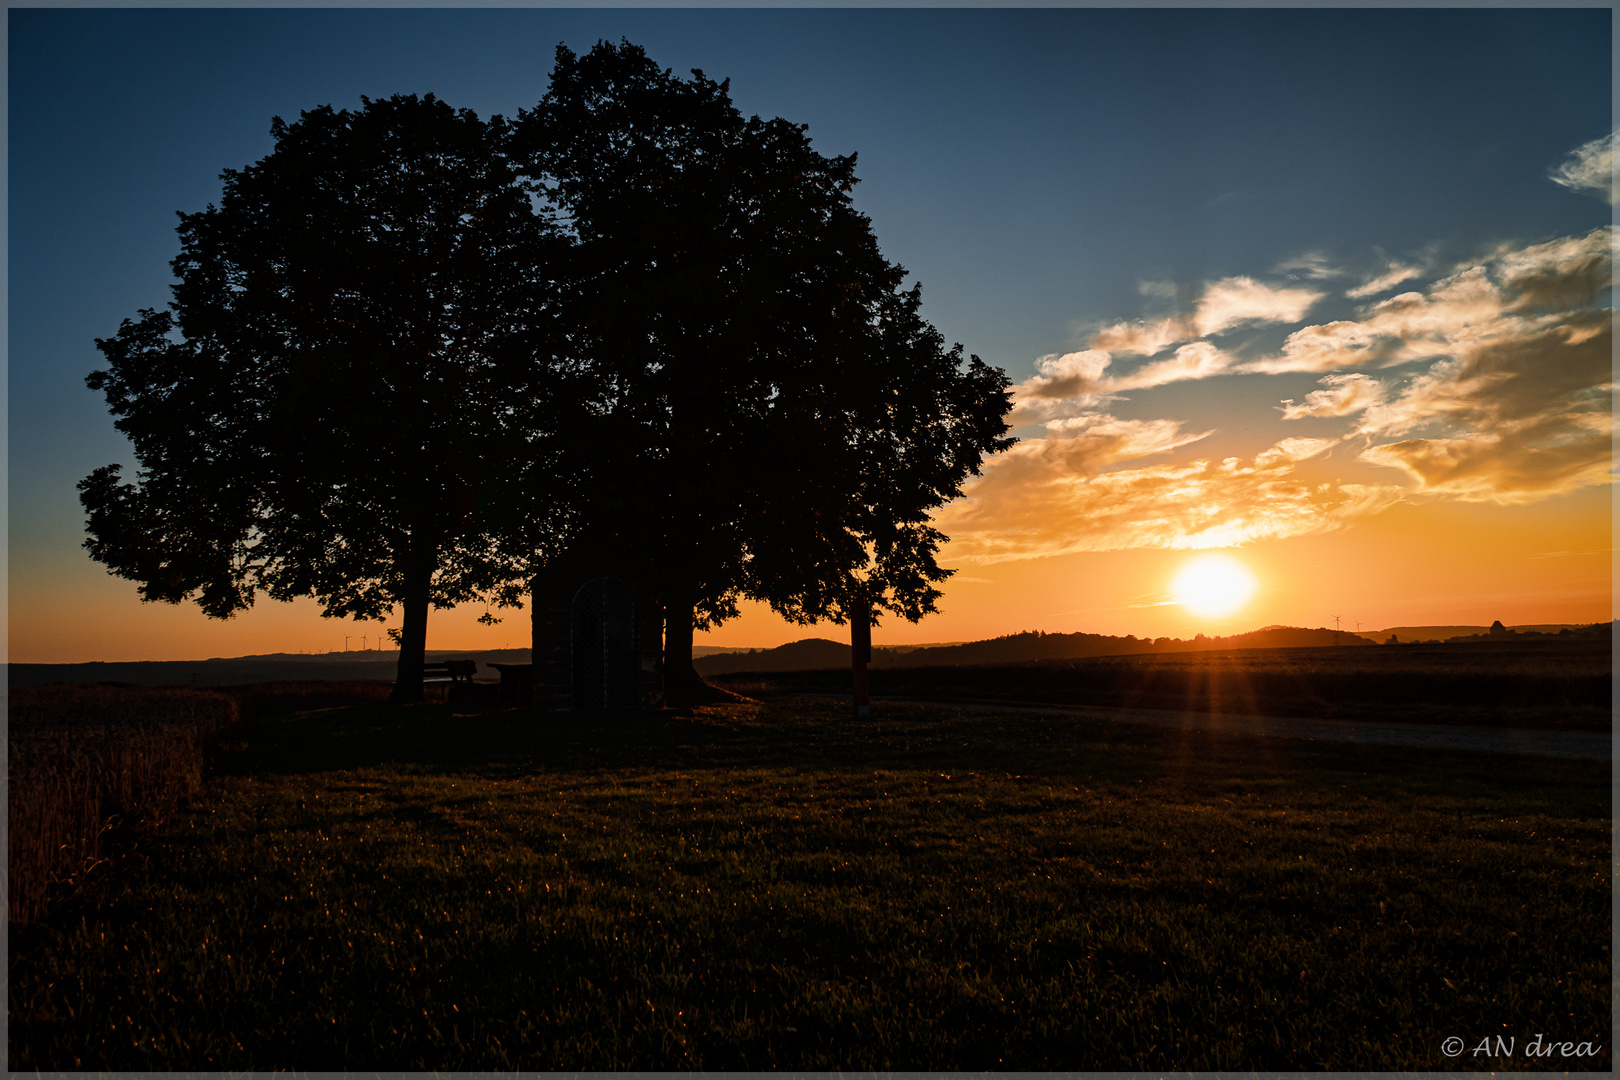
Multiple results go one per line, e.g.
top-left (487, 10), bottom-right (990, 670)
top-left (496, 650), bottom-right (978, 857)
top-left (210, 694), bottom-right (1606, 812)
top-left (213, 699), bottom-right (726, 778)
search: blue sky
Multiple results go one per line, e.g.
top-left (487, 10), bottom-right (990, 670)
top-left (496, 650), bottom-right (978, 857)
top-left (8, 6), bottom-right (1613, 661)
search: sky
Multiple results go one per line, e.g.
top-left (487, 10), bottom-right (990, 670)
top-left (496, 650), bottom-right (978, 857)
top-left (7, 5), bottom-right (1615, 663)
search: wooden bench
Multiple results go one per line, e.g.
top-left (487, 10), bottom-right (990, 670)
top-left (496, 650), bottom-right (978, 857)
top-left (422, 659), bottom-right (478, 685)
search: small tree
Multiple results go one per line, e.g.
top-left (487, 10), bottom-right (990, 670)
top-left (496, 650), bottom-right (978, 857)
top-left (81, 94), bottom-right (565, 700)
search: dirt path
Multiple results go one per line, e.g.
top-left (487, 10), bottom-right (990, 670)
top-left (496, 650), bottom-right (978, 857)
top-left (857, 696), bottom-right (1612, 760)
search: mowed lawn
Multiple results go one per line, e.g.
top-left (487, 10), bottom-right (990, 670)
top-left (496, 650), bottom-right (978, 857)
top-left (8, 694), bottom-right (1610, 1071)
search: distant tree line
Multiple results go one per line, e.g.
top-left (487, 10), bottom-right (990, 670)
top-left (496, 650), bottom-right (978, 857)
top-left (81, 40), bottom-right (1014, 703)
top-left (693, 621), bottom-right (1616, 676)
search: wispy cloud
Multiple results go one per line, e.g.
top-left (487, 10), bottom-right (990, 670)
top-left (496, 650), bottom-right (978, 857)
top-left (974, 225), bottom-right (1613, 567)
top-left (1493, 227), bottom-right (1613, 308)
top-left (1011, 342), bottom-right (1241, 425)
top-left (1035, 412), bottom-right (1213, 470)
top-left (1109, 341), bottom-right (1237, 391)
top-left (1549, 130), bottom-right (1615, 204)
top-left (1089, 316), bottom-right (1192, 357)
top-left (1358, 423), bottom-right (1612, 504)
top-left (1351, 310), bottom-right (1613, 502)
top-left (1008, 350), bottom-right (1118, 425)
top-left (1258, 226), bottom-right (1613, 503)
top-left (1245, 227), bottom-right (1612, 376)
top-left (936, 433), bottom-right (1401, 563)
top-left (1346, 262), bottom-right (1423, 298)
top-left (1273, 251), bottom-right (1343, 280)
top-left (1279, 373), bottom-right (1385, 419)
top-left (1244, 318), bottom-right (1402, 375)
top-left (1088, 276), bottom-right (1323, 358)
top-left (1192, 276), bottom-right (1323, 336)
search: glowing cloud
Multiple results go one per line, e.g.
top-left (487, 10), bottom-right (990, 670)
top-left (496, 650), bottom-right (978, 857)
top-left (1358, 423), bottom-right (1613, 504)
top-left (1088, 276), bottom-right (1324, 358)
top-left (1280, 373), bottom-right (1386, 420)
top-left (1255, 227), bottom-right (1615, 503)
top-left (1494, 227), bottom-right (1613, 309)
top-left (1549, 130), bottom-right (1615, 204)
top-left (1192, 276), bottom-right (1322, 336)
top-left (1352, 310), bottom-right (1613, 502)
top-left (936, 433), bottom-right (1400, 563)
top-left (1089, 316), bottom-right (1191, 357)
top-left (1014, 349), bottom-right (1113, 402)
top-left (1246, 319), bottom-right (1400, 375)
top-left (1346, 262), bottom-right (1423, 298)
top-left (1018, 412), bottom-right (1212, 471)
top-left (1273, 251), bottom-right (1343, 281)
top-left (975, 226), bottom-right (1612, 571)
top-left (1109, 341), bottom-right (1237, 391)
top-left (1244, 227), bottom-right (1613, 375)
top-left (1012, 343), bottom-right (1241, 426)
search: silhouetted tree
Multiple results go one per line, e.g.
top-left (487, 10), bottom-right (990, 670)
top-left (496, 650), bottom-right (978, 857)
top-left (519, 42), bottom-right (1013, 703)
top-left (81, 94), bottom-right (566, 701)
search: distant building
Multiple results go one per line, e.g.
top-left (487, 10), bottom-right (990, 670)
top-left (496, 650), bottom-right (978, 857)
top-left (530, 544), bottom-right (665, 712)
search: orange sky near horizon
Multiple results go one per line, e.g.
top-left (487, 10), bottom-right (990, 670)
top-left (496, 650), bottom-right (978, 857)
top-left (12, 485), bottom-right (1609, 665)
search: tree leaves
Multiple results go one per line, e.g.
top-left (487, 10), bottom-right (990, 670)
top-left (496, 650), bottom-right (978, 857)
top-left (83, 95), bottom-right (566, 692)
top-left (519, 40), bottom-right (1015, 642)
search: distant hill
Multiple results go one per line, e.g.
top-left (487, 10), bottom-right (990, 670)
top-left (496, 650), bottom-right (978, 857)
top-left (8, 648), bottom-right (532, 688)
top-left (1354, 624), bottom-right (1595, 644)
top-left (694, 624), bottom-right (1372, 675)
top-left (1208, 626), bottom-right (1374, 650)
top-left (692, 645), bottom-right (749, 657)
top-left (892, 625), bottom-right (1371, 666)
top-left (693, 638), bottom-right (855, 673)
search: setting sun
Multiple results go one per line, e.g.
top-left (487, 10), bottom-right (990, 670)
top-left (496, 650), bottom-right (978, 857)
top-left (1170, 553), bottom-right (1259, 618)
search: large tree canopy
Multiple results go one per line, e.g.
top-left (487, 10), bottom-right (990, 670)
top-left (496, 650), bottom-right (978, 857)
top-left (84, 52), bottom-right (1012, 709)
top-left (81, 93), bottom-right (566, 699)
top-left (518, 42), bottom-right (1014, 701)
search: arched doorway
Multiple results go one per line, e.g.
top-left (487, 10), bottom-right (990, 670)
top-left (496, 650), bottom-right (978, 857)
top-left (570, 577), bottom-right (639, 710)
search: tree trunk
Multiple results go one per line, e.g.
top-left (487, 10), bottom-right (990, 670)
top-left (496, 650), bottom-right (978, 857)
top-left (390, 566), bottom-right (432, 704)
top-left (661, 586), bottom-right (704, 707)
top-left (851, 601), bottom-right (871, 717)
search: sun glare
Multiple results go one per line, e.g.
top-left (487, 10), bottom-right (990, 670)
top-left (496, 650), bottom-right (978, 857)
top-left (1170, 553), bottom-right (1258, 618)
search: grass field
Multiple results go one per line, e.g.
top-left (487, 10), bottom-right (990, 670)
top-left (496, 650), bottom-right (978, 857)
top-left (7, 688), bottom-right (1609, 1071)
top-left (725, 638), bottom-right (1614, 731)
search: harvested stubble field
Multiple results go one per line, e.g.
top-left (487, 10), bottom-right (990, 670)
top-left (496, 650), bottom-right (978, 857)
top-left (723, 638), bottom-right (1614, 731)
top-left (7, 684), bottom-right (241, 926)
top-left (6, 684), bottom-right (1610, 1071)
top-left (7, 680), bottom-right (396, 927)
